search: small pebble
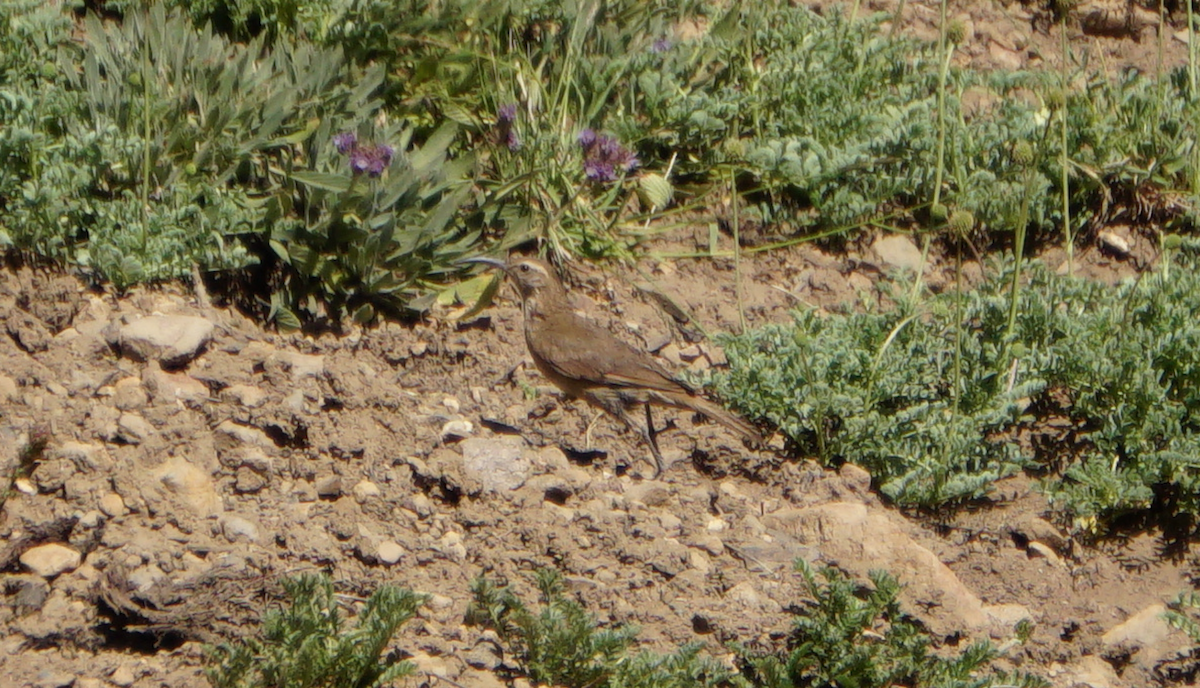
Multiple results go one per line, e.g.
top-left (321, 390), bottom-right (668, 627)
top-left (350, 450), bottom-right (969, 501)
top-left (377, 541), bottom-right (405, 565)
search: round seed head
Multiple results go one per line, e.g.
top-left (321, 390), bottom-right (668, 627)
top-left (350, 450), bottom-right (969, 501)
top-left (949, 209), bottom-right (976, 235)
top-left (1012, 140), bottom-right (1035, 166)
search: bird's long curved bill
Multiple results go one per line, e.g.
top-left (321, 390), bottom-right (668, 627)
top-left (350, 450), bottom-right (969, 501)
top-left (456, 256), bottom-right (508, 271)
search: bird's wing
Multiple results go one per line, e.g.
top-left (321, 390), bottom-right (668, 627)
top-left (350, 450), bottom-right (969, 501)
top-left (533, 313), bottom-right (693, 394)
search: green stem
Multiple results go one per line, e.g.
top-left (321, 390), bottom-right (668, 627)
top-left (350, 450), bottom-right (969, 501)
top-left (730, 168), bottom-right (746, 334)
top-left (140, 19), bottom-right (152, 255)
top-left (931, 0), bottom-right (952, 209)
top-left (1060, 16), bottom-right (1072, 276)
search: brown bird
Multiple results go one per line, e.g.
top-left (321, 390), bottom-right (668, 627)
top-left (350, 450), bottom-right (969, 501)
top-left (464, 255), bottom-right (762, 477)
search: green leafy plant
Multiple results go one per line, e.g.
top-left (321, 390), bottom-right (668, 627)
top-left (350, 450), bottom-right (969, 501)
top-left (738, 561), bottom-right (1046, 688)
top-left (452, 0), bottom-right (694, 258)
top-left (204, 574), bottom-right (426, 688)
top-left (268, 120), bottom-right (477, 328)
top-left (715, 244), bottom-right (1200, 532)
top-left (466, 569), bottom-right (734, 688)
top-left (713, 273), bottom-right (1036, 507)
top-left (1, 4), bottom-right (350, 286)
top-left (623, 2), bottom-right (1196, 244)
top-left (1166, 590), bottom-right (1200, 644)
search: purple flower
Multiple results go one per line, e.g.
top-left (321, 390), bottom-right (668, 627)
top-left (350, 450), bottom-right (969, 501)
top-left (370, 144), bottom-right (394, 176)
top-left (652, 37), bottom-right (671, 53)
top-left (348, 144), bottom-right (394, 178)
top-left (496, 104), bottom-right (522, 151)
top-left (584, 160), bottom-right (615, 183)
top-left (578, 129), bottom-right (637, 183)
top-left (349, 148), bottom-right (370, 175)
top-left (333, 131), bottom-right (357, 154)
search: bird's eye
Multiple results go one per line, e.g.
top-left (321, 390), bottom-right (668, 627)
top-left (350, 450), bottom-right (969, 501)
top-left (519, 264), bottom-right (530, 272)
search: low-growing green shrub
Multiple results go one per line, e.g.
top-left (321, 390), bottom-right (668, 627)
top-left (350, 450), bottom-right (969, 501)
top-left (268, 120), bottom-right (478, 328)
top-left (468, 565), bottom-right (1043, 688)
top-left (467, 569), bottom-right (735, 688)
top-left (738, 561), bottom-right (1045, 688)
top-left (1, 4), bottom-right (479, 324)
top-left (624, 3), bottom-right (1197, 238)
top-left (714, 246), bottom-right (1200, 531)
top-left (1, 5), bottom-right (351, 286)
top-left (205, 574), bottom-right (426, 688)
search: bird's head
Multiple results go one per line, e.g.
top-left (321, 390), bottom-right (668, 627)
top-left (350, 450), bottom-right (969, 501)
top-left (457, 255), bottom-right (566, 312)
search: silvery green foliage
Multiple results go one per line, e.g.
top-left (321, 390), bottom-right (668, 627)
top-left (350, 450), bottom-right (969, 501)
top-left (1, 5), bottom-right (347, 286)
top-left (467, 569), bottom-right (735, 688)
top-left (717, 247), bottom-right (1200, 530)
top-left (739, 561), bottom-right (1047, 688)
top-left (625, 4), bottom-right (1197, 235)
top-left (205, 574), bottom-right (425, 688)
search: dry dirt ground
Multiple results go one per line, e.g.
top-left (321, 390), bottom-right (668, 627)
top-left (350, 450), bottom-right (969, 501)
top-left (3, 1), bottom-right (1200, 688)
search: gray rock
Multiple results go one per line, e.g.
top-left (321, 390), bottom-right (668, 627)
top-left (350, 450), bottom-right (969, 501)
top-left (625, 481), bottom-right (672, 507)
top-left (0, 373), bottom-right (18, 403)
top-left (8, 574), bottom-right (49, 611)
top-left (224, 383), bottom-right (268, 407)
top-left (234, 467), bottom-right (268, 494)
top-left (99, 492), bottom-right (127, 518)
top-left (441, 418), bottom-right (475, 441)
top-left (20, 543), bottom-right (82, 578)
top-left (465, 637), bottom-right (503, 670)
top-left (461, 436), bottom-right (530, 492)
top-left (31, 458), bottom-right (73, 493)
top-left (435, 531), bottom-right (468, 561)
top-left (272, 350), bottom-right (326, 379)
top-left (143, 364), bottom-right (209, 403)
top-left (220, 514), bottom-right (260, 543)
top-left (872, 235), bottom-right (924, 272)
top-left (764, 502), bottom-right (1028, 637)
top-left (127, 564), bottom-right (165, 592)
top-left (54, 441), bottom-right (111, 473)
top-left (1101, 603), bottom-right (1189, 669)
top-left (116, 315), bottom-right (214, 366)
top-left (353, 480), bottom-right (382, 502)
top-left (315, 474), bottom-right (343, 498)
top-left (155, 456), bottom-right (222, 517)
top-left (215, 420), bottom-right (275, 450)
top-left (377, 541), bottom-right (405, 564)
top-left (108, 665), bottom-right (136, 687)
top-left (117, 413), bottom-right (155, 443)
top-left (112, 376), bottom-right (148, 410)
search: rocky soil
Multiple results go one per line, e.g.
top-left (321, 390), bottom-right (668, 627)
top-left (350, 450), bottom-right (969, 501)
top-left (2, 222), bottom-right (1195, 688)
top-left (3, 1), bottom-right (1200, 687)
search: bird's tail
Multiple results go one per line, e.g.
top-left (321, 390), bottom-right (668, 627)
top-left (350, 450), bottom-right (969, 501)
top-left (663, 392), bottom-right (763, 446)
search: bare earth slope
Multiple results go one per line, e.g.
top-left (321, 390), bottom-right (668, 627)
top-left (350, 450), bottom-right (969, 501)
top-left (3, 1), bottom-right (1199, 686)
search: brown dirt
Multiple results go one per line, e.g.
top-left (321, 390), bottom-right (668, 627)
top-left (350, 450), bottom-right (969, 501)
top-left (2, 2), bottom-right (1198, 688)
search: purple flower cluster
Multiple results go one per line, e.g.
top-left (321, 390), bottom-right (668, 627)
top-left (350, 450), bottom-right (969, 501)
top-left (333, 131), bottom-right (394, 178)
top-left (578, 129), bottom-right (638, 183)
top-left (333, 131), bottom-right (357, 154)
top-left (496, 103), bottom-right (522, 151)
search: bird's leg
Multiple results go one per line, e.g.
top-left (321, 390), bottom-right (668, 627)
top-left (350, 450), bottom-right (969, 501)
top-left (644, 403), bottom-right (664, 472)
top-left (591, 392), bottom-right (666, 478)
